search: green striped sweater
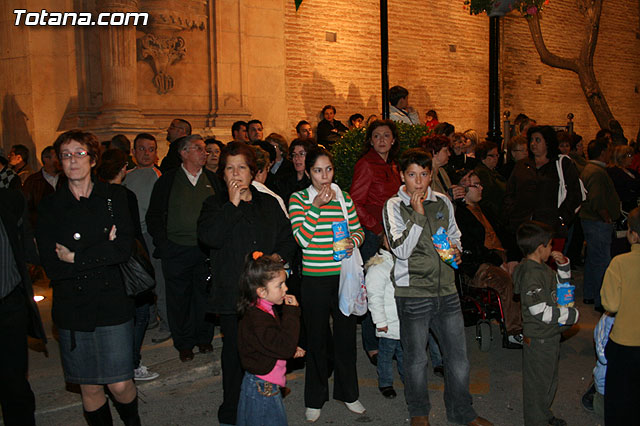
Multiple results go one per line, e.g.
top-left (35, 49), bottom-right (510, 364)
top-left (289, 188), bottom-right (364, 276)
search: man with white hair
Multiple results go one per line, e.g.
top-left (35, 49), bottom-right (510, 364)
top-left (147, 135), bottom-right (223, 362)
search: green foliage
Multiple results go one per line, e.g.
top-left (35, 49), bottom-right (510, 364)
top-left (330, 123), bottom-right (430, 190)
top-left (463, 0), bottom-right (549, 17)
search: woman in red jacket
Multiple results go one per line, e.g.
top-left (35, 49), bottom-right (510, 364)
top-left (349, 119), bottom-right (402, 364)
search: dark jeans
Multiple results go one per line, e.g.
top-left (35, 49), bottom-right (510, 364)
top-left (161, 242), bottom-right (214, 351)
top-left (360, 229), bottom-right (381, 354)
top-left (428, 332), bottom-right (443, 368)
top-left (0, 289), bottom-right (36, 426)
top-left (582, 219), bottom-right (613, 307)
top-left (133, 300), bottom-right (150, 368)
top-left (604, 339), bottom-right (640, 426)
top-left (144, 232), bottom-right (170, 333)
top-left (396, 294), bottom-right (476, 423)
top-left (219, 314), bottom-right (243, 425)
top-left (302, 275), bottom-right (359, 408)
top-left (377, 337), bottom-right (404, 388)
top-left (522, 334), bottom-right (561, 426)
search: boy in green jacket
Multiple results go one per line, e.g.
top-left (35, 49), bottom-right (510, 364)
top-left (513, 221), bottom-right (580, 426)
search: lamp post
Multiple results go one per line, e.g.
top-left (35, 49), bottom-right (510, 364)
top-left (381, 0), bottom-right (389, 119)
top-left (487, 16), bottom-right (502, 143)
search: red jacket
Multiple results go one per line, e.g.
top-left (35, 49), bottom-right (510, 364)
top-left (350, 149), bottom-right (402, 234)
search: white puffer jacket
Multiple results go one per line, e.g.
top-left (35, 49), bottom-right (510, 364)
top-left (366, 249), bottom-right (400, 340)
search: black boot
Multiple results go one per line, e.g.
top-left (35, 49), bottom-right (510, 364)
top-left (83, 400), bottom-right (113, 426)
top-left (112, 396), bottom-right (141, 426)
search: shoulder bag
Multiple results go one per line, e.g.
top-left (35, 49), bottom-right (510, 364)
top-left (106, 195), bottom-right (156, 297)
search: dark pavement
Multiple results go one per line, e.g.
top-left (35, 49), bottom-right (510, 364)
top-left (16, 269), bottom-right (605, 426)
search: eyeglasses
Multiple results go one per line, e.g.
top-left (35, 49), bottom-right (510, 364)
top-left (291, 151), bottom-right (306, 158)
top-left (185, 145), bottom-right (207, 154)
top-left (467, 183), bottom-right (483, 189)
top-left (60, 151), bottom-right (89, 160)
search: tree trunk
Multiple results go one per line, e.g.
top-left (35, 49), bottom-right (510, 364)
top-left (576, 63), bottom-right (614, 129)
top-left (526, 0), bottom-right (614, 129)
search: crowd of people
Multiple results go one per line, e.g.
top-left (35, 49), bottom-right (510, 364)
top-left (1, 88), bottom-right (639, 426)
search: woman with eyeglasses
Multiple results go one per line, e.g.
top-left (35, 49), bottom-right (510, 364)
top-left (452, 169), bottom-right (523, 348)
top-left (275, 138), bottom-right (317, 203)
top-left (36, 131), bottom-right (141, 425)
top-left (608, 145), bottom-right (640, 256)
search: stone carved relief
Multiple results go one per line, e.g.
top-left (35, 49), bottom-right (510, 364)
top-left (139, 33), bottom-right (186, 95)
top-left (150, 13), bottom-right (206, 31)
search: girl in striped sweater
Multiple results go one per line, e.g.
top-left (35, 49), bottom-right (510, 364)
top-left (288, 146), bottom-right (366, 423)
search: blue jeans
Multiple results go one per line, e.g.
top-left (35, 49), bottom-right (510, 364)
top-left (377, 337), bottom-right (404, 388)
top-left (396, 294), bottom-right (476, 423)
top-left (581, 219), bottom-right (613, 307)
top-left (236, 372), bottom-right (287, 426)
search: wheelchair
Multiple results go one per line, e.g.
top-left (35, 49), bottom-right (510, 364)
top-left (456, 268), bottom-right (508, 352)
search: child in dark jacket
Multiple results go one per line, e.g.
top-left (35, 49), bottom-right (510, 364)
top-left (236, 252), bottom-right (305, 426)
top-left (513, 221), bottom-right (580, 426)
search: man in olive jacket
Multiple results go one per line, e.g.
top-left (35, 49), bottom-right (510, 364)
top-left (579, 138), bottom-right (620, 310)
top-left (0, 189), bottom-right (46, 426)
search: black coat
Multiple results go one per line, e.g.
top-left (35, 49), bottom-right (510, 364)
top-left (0, 189), bottom-right (46, 341)
top-left (197, 186), bottom-right (297, 314)
top-left (36, 180), bottom-right (134, 331)
top-left (317, 119), bottom-right (347, 148)
top-left (504, 156), bottom-right (581, 237)
top-left (146, 167), bottom-right (223, 258)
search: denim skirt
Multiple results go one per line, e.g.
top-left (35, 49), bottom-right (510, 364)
top-left (237, 372), bottom-right (287, 426)
top-left (58, 319), bottom-right (134, 384)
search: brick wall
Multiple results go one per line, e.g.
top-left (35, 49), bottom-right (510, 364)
top-left (284, 0), bottom-right (639, 143)
top-left (502, 0), bottom-right (640, 141)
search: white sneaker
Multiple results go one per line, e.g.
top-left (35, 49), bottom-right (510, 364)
top-left (508, 334), bottom-right (524, 345)
top-left (134, 365), bottom-right (159, 381)
top-left (305, 407), bottom-right (321, 423)
top-left (344, 400), bottom-right (366, 414)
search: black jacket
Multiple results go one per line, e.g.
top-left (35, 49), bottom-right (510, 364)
top-left (317, 119), bottom-right (348, 148)
top-left (146, 167), bottom-right (223, 258)
top-left (504, 156), bottom-right (581, 237)
top-left (159, 138), bottom-right (182, 174)
top-left (36, 180), bottom-right (134, 331)
top-left (0, 189), bottom-right (46, 342)
top-left (197, 186), bottom-right (297, 314)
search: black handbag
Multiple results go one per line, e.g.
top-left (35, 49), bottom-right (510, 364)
top-left (107, 196), bottom-right (156, 296)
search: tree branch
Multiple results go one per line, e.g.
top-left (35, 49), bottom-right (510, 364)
top-left (526, 14), bottom-right (578, 72)
top-left (579, 0), bottom-right (603, 65)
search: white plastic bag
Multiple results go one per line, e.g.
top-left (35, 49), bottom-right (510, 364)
top-left (339, 248), bottom-right (368, 316)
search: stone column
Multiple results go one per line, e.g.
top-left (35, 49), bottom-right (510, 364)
top-left (210, 0), bottom-right (251, 127)
top-left (95, 0), bottom-right (145, 126)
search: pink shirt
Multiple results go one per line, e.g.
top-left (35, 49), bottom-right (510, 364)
top-left (255, 299), bottom-right (287, 387)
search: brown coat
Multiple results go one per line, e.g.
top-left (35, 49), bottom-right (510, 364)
top-left (238, 304), bottom-right (300, 375)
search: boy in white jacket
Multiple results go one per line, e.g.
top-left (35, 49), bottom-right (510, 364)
top-left (366, 236), bottom-right (404, 399)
